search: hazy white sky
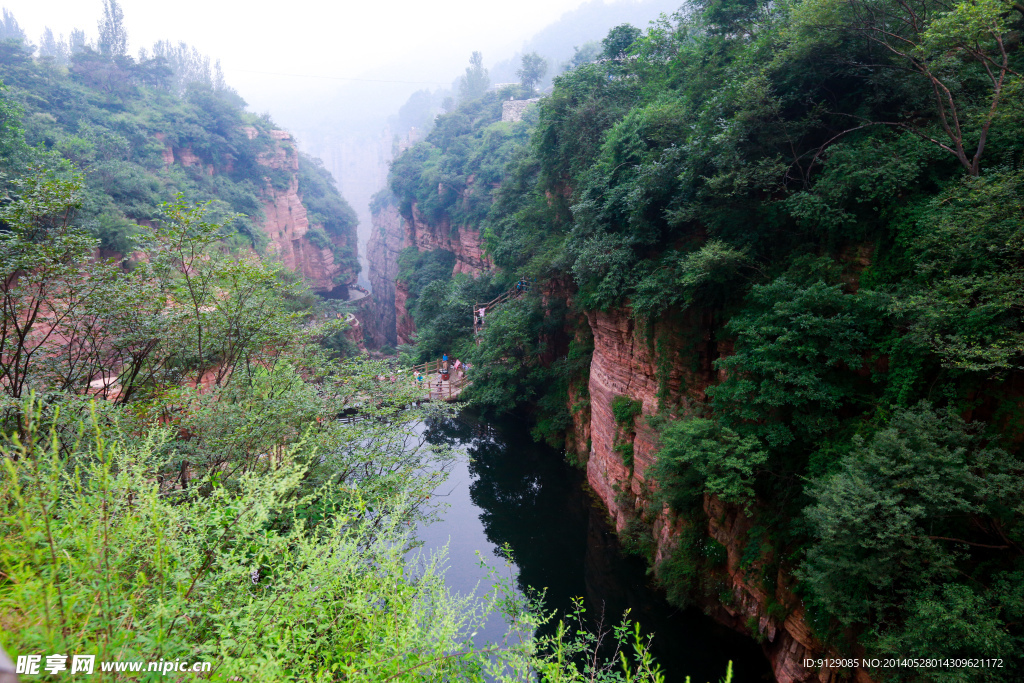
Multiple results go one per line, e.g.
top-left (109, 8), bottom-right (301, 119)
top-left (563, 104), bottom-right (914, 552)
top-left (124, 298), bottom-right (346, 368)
top-left (2, 0), bottom-right (607, 112)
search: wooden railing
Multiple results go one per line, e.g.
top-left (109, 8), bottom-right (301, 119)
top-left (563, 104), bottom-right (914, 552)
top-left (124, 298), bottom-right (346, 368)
top-left (408, 360), bottom-right (470, 401)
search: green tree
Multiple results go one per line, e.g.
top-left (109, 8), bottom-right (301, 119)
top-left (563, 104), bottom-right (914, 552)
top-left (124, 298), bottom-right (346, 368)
top-left (0, 9), bottom-right (25, 42)
top-left (459, 51), bottom-right (489, 101)
top-left (68, 28), bottom-right (89, 55)
top-left (465, 297), bottom-right (552, 411)
top-left (710, 279), bottom-right (884, 449)
top-left (601, 24), bottom-right (641, 59)
top-left (788, 0), bottom-right (1024, 175)
top-left (37, 28), bottom-right (67, 64)
top-left (97, 0), bottom-right (127, 58)
top-left (651, 418), bottom-right (767, 513)
top-left (517, 52), bottom-right (548, 91)
top-left (0, 164), bottom-right (97, 401)
top-left (801, 403), bottom-right (1024, 672)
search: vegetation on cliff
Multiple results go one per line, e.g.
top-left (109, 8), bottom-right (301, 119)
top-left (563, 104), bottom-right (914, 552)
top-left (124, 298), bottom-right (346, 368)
top-left (0, 20), bottom-right (678, 678)
top-left (0, 18), bottom-right (358, 271)
top-left (386, 86), bottom-right (534, 364)
top-left (387, 0), bottom-right (1024, 676)
top-left (0, 146), bottom-right (670, 683)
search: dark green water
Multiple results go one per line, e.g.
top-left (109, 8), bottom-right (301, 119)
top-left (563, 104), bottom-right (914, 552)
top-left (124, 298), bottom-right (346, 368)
top-left (417, 412), bottom-right (773, 682)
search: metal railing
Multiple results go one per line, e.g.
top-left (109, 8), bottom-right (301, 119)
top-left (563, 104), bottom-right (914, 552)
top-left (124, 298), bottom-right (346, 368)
top-left (472, 280), bottom-right (532, 336)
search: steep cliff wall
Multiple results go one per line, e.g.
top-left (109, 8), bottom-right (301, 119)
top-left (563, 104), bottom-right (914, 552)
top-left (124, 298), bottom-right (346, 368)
top-left (581, 305), bottom-right (873, 683)
top-left (364, 195), bottom-right (490, 349)
top-left (394, 281), bottom-right (415, 346)
top-left (406, 204), bottom-right (491, 277)
top-left (154, 125), bottom-right (357, 296)
top-left (364, 202), bottom-right (409, 347)
top-left (254, 129), bottom-right (354, 296)
top-left (584, 308), bottom-right (715, 522)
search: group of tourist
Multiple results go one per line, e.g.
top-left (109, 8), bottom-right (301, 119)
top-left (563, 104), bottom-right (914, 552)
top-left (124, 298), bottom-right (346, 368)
top-left (414, 353), bottom-right (467, 394)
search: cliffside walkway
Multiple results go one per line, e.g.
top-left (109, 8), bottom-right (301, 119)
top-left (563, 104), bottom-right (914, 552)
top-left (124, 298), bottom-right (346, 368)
top-left (346, 285), bottom-right (370, 303)
top-left (409, 359), bottom-right (470, 402)
top-left (472, 280), bottom-right (532, 339)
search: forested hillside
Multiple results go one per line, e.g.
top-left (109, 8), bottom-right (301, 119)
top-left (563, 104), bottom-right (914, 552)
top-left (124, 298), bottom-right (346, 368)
top-left (387, 0), bottom-right (1024, 678)
top-left (0, 8), bottom-right (678, 680)
top-left (0, 29), bottom-right (358, 283)
top-left (383, 85), bottom-right (538, 361)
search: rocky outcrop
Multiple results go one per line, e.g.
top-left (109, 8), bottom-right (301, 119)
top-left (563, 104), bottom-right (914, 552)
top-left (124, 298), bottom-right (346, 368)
top-left (151, 127), bottom-right (357, 296)
top-left (584, 307), bottom-right (715, 523)
top-left (700, 497), bottom-right (874, 683)
top-left (394, 281), bottom-right (415, 346)
top-left (406, 204), bottom-right (491, 277)
top-left (501, 98), bottom-right (540, 123)
top-left (581, 305), bottom-right (874, 683)
top-left (255, 130), bottom-right (352, 295)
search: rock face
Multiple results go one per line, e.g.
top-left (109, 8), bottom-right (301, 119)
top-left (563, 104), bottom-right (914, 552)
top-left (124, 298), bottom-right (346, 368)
top-left (363, 196), bottom-right (489, 349)
top-left (364, 201), bottom-right (409, 347)
top-left (501, 98), bottom-right (540, 123)
top-left (256, 130), bottom-right (352, 295)
top-left (406, 204), bottom-right (491, 276)
top-left (584, 307), bottom-right (716, 521)
top-left (394, 281), bottom-right (415, 345)
top-left (580, 305), bottom-right (874, 683)
top-left (152, 126), bottom-right (356, 296)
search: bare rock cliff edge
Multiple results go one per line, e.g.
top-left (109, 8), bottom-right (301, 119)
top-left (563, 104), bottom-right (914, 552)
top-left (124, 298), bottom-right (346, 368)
top-left (577, 306), bottom-right (874, 683)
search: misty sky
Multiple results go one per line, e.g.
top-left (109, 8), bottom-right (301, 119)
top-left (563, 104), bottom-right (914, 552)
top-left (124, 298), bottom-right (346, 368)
top-left (3, 0), bottom-right (625, 117)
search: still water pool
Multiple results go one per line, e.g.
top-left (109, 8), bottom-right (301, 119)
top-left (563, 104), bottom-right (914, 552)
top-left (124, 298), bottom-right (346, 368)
top-left (415, 411), bottom-right (773, 682)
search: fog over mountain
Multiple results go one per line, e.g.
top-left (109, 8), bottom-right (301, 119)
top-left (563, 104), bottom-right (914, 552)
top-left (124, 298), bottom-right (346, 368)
top-left (2, 0), bottom-right (683, 287)
top-left (269, 0), bottom-right (685, 288)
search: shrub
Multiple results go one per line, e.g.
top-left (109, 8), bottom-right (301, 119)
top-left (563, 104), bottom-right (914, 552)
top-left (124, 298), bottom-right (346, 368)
top-left (611, 395), bottom-right (643, 427)
top-left (650, 418), bottom-right (767, 514)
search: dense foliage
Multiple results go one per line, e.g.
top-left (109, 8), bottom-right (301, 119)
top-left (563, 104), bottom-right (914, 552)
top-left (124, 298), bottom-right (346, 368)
top-left (387, 0), bottom-right (1024, 676)
top-left (0, 33), bottom-right (358, 267)
top-left (390, 86), bottom-right (536, 228)
top-left (0, 34), bottom-right (683, 678)
top-left (0, 171), bottom-right (672, 683)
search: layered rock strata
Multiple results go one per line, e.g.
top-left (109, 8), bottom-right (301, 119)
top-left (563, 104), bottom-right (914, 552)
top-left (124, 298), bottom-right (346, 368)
top-left (152, 126), bottom-right (357, 296)
top-left (406, 204), bottom-right (491, 276)
top-left (256, 130), bottom-right (352, 295)
top-left (579, 305), bottom-right (873, 683)
top-left (364, 202), bottom-right (409, 347)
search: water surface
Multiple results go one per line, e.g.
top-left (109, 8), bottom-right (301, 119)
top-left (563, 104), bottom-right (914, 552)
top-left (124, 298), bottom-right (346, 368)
top-left (416, 411), bottom-right (773, 682)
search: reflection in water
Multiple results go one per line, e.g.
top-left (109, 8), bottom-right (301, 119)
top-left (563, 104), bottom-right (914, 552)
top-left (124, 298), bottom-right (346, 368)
top-left (418, 412), bottom-right (772, 682)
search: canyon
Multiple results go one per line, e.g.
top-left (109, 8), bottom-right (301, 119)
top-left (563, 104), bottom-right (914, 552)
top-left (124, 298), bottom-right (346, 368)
top-left (365, 197), bottom-right (492, 346)
top-left (366, 214), bottom-right (873, 683)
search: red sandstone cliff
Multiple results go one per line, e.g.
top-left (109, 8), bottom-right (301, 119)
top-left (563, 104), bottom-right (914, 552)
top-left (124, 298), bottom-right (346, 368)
top-left (253, 128), bottom-right (353, 295)
top-left (406, 203), bottom-right (491, 276)
top-left (153, 126), bottom-right (356, 296)
top-left (579, 305), bottom-right (874, 683)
